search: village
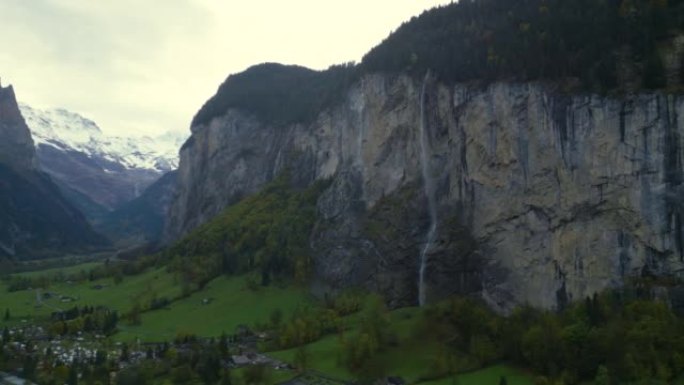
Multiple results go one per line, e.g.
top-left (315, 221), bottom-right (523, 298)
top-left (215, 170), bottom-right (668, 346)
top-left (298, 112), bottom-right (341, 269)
top-left (0, 320), bottom-right (356, 385)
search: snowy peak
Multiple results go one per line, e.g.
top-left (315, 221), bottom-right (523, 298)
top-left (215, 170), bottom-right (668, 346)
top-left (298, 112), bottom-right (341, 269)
top-left (17, 103), bottom-right (186, 211)
top-left (19, 103), bottom-right (185, 172)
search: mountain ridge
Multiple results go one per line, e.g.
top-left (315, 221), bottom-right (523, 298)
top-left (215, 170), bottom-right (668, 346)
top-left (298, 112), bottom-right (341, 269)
top-left (20, 103), bottom-right (185, 210)
top-left (0, 83), bottom-right (107, 259)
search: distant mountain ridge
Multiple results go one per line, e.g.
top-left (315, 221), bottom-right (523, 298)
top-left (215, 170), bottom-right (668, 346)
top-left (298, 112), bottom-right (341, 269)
top-left (19, 104), bottom-right (186, 211)
top-left (0, 83), bottom-right (106, 259)
top-left (97, 170), bottom-right (178, 246)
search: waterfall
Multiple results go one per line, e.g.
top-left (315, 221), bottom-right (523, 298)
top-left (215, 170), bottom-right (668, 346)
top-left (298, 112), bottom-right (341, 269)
top-left (418, 72), bottom-right (436, 307)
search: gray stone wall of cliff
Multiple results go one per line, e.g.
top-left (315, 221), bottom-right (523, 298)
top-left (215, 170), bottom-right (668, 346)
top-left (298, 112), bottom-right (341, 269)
top-left (165, 74), bottom-right (684, 311)
top-left (0, 83), bottom-right (106, 258)
top-left (0, 85), bottom-right (37, 172)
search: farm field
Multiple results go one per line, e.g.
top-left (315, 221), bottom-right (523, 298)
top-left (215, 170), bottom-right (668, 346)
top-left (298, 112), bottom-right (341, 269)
top-left (0, 263), bottom-right (180, 323)
top-left (11, 261), bottom-right (103, 279)
top-left (116, 275), bottom-right (312, 342)
top-left (418, 365), bottom-right (535, 385)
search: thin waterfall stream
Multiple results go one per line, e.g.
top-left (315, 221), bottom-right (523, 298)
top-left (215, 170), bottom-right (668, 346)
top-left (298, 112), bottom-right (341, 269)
top-left (418, 72), bottom-right (436, 307)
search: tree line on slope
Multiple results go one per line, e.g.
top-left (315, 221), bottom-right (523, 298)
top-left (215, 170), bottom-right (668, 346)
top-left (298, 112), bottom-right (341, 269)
top-left (412, 292), bottom-right (684, 385)
top-left (165, 174), bottom-right (329, 291)
top-left (193, 0), bottom-right (684, 129)
top-left (361, 0), bottom-right (684, 90)
top-left (264, 292), bottom-right (684, 385)
top-left (191, 63), bottom-right (356, 128)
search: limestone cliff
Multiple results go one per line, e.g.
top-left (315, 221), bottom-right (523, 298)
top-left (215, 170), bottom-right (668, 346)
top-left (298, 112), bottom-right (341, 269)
top-left (166, 73), bottom-right (684, 311)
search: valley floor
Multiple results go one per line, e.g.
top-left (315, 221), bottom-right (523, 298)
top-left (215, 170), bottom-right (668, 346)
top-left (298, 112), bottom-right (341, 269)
top-left (0, 260), bottom-right (534, 385)
top-left (5, 259), bottom-right (673, 385)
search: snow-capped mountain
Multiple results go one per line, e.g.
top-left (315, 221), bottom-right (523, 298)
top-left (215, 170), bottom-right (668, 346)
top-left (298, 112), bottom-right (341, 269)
top-left (20, 104), bottom-right (185, 172)
top-left (18, 103), bottom-right (187, 212)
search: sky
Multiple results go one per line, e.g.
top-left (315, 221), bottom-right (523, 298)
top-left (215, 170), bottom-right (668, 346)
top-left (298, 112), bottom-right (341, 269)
top-left (0, 0), bottom-right (451, 137)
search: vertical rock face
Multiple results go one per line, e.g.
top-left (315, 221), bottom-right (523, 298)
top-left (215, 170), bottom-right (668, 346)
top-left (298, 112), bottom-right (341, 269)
top-left (167, 74), bottom-right (684, 311)
top-left (167, 111), bottom-right (294, 238)
top-left (0, 83), bottom-right (106, 258)
top-left (0, 85), bottom-right (37, 172)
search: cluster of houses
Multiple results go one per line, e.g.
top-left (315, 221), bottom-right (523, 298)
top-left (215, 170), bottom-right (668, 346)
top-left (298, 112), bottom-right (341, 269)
top-left (231, 351), bottom-right (291, 370)
top-left (0, 323), bottom-right (410, 385)
top-left (3, 325), bottom-right (46, 341)
top-left (46, 339), bottom-right (109, 365)
top-left (35, 290), bottom-right (77, 306)
top-left (3, 329), bottom-right (107, 367)
top-left (2, 321), bottom-right (411, 385)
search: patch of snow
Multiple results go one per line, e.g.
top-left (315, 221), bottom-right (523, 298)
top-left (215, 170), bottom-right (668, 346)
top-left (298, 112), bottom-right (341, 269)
top-left (19, 103), bottom-right (187, 172)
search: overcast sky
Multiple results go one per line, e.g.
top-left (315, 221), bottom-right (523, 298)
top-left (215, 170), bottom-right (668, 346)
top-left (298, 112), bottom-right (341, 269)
top-left (0, 0), bottom-right (451, 137)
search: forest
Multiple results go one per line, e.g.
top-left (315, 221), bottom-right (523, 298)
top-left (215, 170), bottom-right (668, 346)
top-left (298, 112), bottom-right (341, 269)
top-left (165, 175), bottom-right (329, 291)
top-left (193, 0), bottom-right (684, 129)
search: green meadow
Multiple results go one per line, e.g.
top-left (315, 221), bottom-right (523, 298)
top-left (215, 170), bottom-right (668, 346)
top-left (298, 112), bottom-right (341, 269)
top-left (0, 263), bottom-right (180, 322)
top-left (419, 365), bottom-right (534, 385)
top-left (116, 275), bottom-right (311, 342)
top-left (268, 306), bottom-right (534, 385)
top-left (271, 342), bottom-right (534, 385)
top-left (11, 261), bottom-right (103, 279)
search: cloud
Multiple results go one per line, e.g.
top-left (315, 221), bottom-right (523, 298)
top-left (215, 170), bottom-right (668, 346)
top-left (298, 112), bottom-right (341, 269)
top-left (0, 0), bottom-right (451, 137)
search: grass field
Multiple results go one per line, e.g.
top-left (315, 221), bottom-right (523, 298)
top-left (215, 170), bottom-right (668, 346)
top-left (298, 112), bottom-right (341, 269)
top-left (418, 365), bottom-right (535, 385)
top-left (0, 264), bottom-right (181, 323)
top-left (270, 336), bottom-right (534, 385)
top-left (1, 263), bottom-right (310, 342)
top-left (270, 334), bottom-right (350, 380)
top-left (231, 366), bottom-right (297, 385)
top-left (269, 307), bottom-right (446, 382)
top-left (11, 261), bottom-right (103, 279)
top-left (115, 275), bottom-right (312, 342)
top-left (268, 305), bottom-right (535, 385)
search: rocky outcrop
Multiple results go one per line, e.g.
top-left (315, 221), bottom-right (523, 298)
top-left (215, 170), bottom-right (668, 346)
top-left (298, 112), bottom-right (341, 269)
top-left (166, 72), bottom-right (684, 311)
top-left (0, 86), bottom-right (36, 171)
top-left (0, 83), bottom-right (107, 259)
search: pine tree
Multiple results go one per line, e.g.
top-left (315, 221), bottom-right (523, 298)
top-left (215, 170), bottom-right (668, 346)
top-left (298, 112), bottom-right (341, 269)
top-left (220, 369), bottom-right (233, 385)
top-left (120, 343), bottom-right (129, 362)
top-left (219, 332), bottom-right (229, 357)
top-left (3, 309), bottom-right (9, 321)
top-left (294, 345), bottom-right (309, 372)
top-left (95, 350), bottom-right (107, 366)
top-left (22, 355), bottom-right (37, 381)
top-left (67, 362), bottom-right (79, 385)
top-left (594, 365), bottom-right (610, 385)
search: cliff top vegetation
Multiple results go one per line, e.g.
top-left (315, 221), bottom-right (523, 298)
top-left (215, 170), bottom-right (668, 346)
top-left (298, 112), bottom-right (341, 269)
top-left (193, 0), bottom-right (684, 127)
